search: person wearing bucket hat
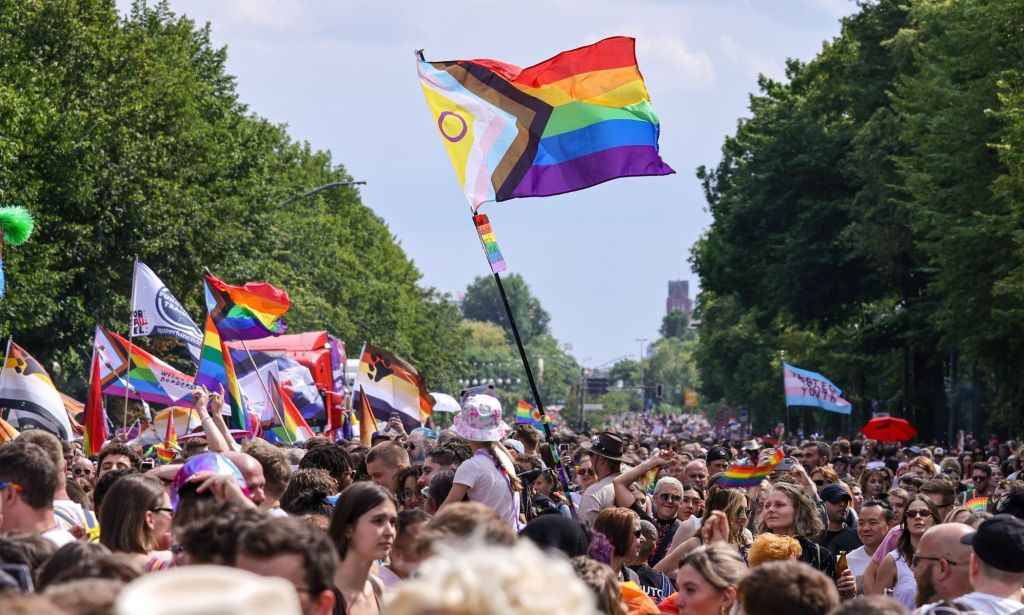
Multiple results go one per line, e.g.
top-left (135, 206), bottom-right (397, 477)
top-left (440, 395), bottom-right (523, 529)
top-left (578, 431), bottom-right (629, 524)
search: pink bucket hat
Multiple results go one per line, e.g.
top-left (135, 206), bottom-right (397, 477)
top-left (453, 395), bottom-right (506, 442)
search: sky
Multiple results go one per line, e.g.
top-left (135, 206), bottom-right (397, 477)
top-left (117, 0), bottom-right (858, 368)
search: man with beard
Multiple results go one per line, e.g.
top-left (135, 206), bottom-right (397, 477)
top-left (816, 484), bottom-right (862, 555)
top-left (911, 523), bottom-right (974, 611)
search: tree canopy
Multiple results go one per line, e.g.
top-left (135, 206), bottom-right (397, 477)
top-left (693, 0), bottom-right (1024, 438)
top-left (0, 0), bottom-right (465, 396)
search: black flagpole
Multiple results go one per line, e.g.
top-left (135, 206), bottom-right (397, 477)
top-left (478, 215), bottom-right (577, 517)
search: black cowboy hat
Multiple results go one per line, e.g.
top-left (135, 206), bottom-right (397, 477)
top-left (579, 432), bottom-right (630, 462)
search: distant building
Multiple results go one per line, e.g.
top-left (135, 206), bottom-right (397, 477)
top-left (666, 280), bottom-right (694, 315)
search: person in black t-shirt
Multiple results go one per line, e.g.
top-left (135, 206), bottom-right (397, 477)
top-left (627, 520), bottom-right (674, 601)
top-left (815, 484), bottom-right (862, 555)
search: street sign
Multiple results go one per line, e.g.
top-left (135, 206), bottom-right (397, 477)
top-left (684, 388), bottom-right (699, 408)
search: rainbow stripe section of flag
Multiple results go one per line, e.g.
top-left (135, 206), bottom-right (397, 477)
top-left (266, 377), bottom-right (314, 444)
top-left (418, 36), bottom-right (674, 209)
top-left (94, 326), bottom-right (194, 406)
top-left (204, 273), bottom-right (290, 341)
top-left (194, 315), bottom-right (250, 433)
top-left (514, 400), bottom-right (548, 428)
top-left (353, 343), bottom-right (432, 431)
top-left (783, 363), bottom-right (852, 415)
top-left (82, 354), bottom-right (108, 456)
top-left (717, 449), bottom-right (785, 489)
top-left (473, 214), bottom-right (506, 273)
top-left (965, 496), bottom-right (989, 512)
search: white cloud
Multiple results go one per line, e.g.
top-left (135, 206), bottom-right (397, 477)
top-left (719, 35), bottom-right (784, 80)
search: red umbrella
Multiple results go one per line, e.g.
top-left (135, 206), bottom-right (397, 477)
top-left (861, 416), bottom-right (917, 442)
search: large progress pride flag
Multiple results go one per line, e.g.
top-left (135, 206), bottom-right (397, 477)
top-left (418, 36), bottom-right (674, 209)
top-left (783, 363), bottom-right (852, 415)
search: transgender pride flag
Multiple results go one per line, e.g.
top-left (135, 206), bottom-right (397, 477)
top-left (783, 363), bottom-right (851, 415)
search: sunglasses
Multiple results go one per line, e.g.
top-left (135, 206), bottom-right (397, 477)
top-left (905, 509), bottom-right (932, 519)
top-left (73, 468), bottom-right (92, 477)
top-left (576, 467), bottom-right (594, 476)
top-left (658, 493), bottom-right (683, 503)
top-left (403, 442), bottom-right (418, 451)
top-left (972, 475), bottom-right (987, 481)
top-left (149, 507), bottom-right (174, 516)
top-left (633, 529), bottom-right (643, 538)
top-left (813, 480), bottom-right (826, 486)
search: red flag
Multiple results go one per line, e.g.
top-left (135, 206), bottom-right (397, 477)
top-left (82, 354), bottom-right (108, 455)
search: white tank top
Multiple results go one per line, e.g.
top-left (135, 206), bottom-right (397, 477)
top-left (886, 551), bottom-right (917, 611)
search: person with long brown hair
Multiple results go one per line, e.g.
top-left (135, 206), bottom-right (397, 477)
top-left (328, 482), bottom-right (397, 615)
top-left (872, 494), bottom-right (940, 610)
top-left (97, 474), bottom-right (174, 572)
top-left (440, 395), bottom-right (523, 529)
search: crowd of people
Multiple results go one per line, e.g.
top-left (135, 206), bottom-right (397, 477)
top-left (2, 388), bottom-right (1024, 615)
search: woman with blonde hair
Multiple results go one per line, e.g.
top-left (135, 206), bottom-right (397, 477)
top-left (758, 482), bottom-right (835, 576)
top-left (440, 395), bottom-right (522, 529)
top-left (655, 488), bottom-right (751, 575)
top-left (672, 543), bottom-right (748, 615)
top-left (386, 539), bottom-right (600, 615)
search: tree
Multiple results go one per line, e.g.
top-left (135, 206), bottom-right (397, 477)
top-left (461, 274), bottom-right (550, 346)
top-left (0, 0), bottom-right (467, 399)
top-left (660, 310), bottom-right (696, 341)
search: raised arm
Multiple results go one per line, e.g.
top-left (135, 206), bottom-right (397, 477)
top-left (193, 387), bottom-right (231, 453)
top-left (613, 450), bottom-right (675, 507)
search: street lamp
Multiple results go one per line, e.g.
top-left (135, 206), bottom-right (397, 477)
top-left (279, 181), bottom-right (366, 206)
top-left (636, 338), bottom-right (649, 405)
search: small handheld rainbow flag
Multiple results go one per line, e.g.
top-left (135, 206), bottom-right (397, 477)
top-left (965, 496), bottom-right (989, 512)
top-left (716, 448), bottom-right (785, 488)
top-left (514, 400), bottom-right (548, 428)
top-left (153, 405), bottom-right (180, 464)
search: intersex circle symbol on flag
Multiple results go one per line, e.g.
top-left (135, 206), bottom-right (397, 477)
top-left (437, 111), bottom-right (467, 142)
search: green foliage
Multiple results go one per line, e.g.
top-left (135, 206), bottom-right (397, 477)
top-left (693, 0), bottom-right (1024, 438)
top-left (660, 309), bottom-right (696, 341)
top-left (461, 273), bottom-right (550, 346)
top-left (0, 0), bottom-right (465, 396)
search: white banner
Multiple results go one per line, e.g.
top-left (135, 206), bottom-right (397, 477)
top-left (131, 261), bottom-right (203, 363)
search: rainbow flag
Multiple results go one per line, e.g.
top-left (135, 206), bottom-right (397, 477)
top-left (514, 400), bottom-right (549, 428)
top-left (473, 214), bottom-right (506, 274)
top-left (204, 273), bottom-right (290, 341)
top-left (82, 354), bottom-right (108, 456)
top-left (717, 449), bottom-right (785, 488)
top-left (194, 315), bottom-right (250, 433)
top-left (153, 407), bottom-right (180, 463)
top-left (965, 496), bottom-right (989, 512)
top-left (94, 326), bottom-right (194, 406)
top-left (266, 377), bottom-right (314, 444)
top-left (418, 36), bottom-right (673, 209)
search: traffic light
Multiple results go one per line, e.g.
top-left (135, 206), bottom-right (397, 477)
top-left (655, 383), bottom-right (663, 398)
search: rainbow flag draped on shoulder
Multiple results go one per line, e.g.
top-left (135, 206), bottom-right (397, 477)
top-left (418, 36), bottom-right (673, 209)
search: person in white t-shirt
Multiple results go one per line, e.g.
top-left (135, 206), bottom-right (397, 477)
top-left (0, 440), bottom-right (77, 547)
top-left (848, 498), bottom-right (895, 592)
top-left (917, 515), bottom-right (1024, 615)
top-left (440, 395), bottom-right (523, 530)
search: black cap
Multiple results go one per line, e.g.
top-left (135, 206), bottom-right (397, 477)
top-left (706, 446), bottom-right (732, 463)
top-left (960, 514), bottom-right (1024, 572)
top-left (820, 484), bottom-right (851, 504)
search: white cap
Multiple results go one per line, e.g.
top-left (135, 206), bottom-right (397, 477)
top-left (115, 565), bottom-right (301, 615)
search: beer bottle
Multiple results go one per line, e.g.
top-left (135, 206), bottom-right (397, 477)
top-left (836, 550), bottom-right (848, 576)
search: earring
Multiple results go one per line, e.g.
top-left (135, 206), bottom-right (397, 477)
top-left (720, 606), bottom-right (728, 615)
